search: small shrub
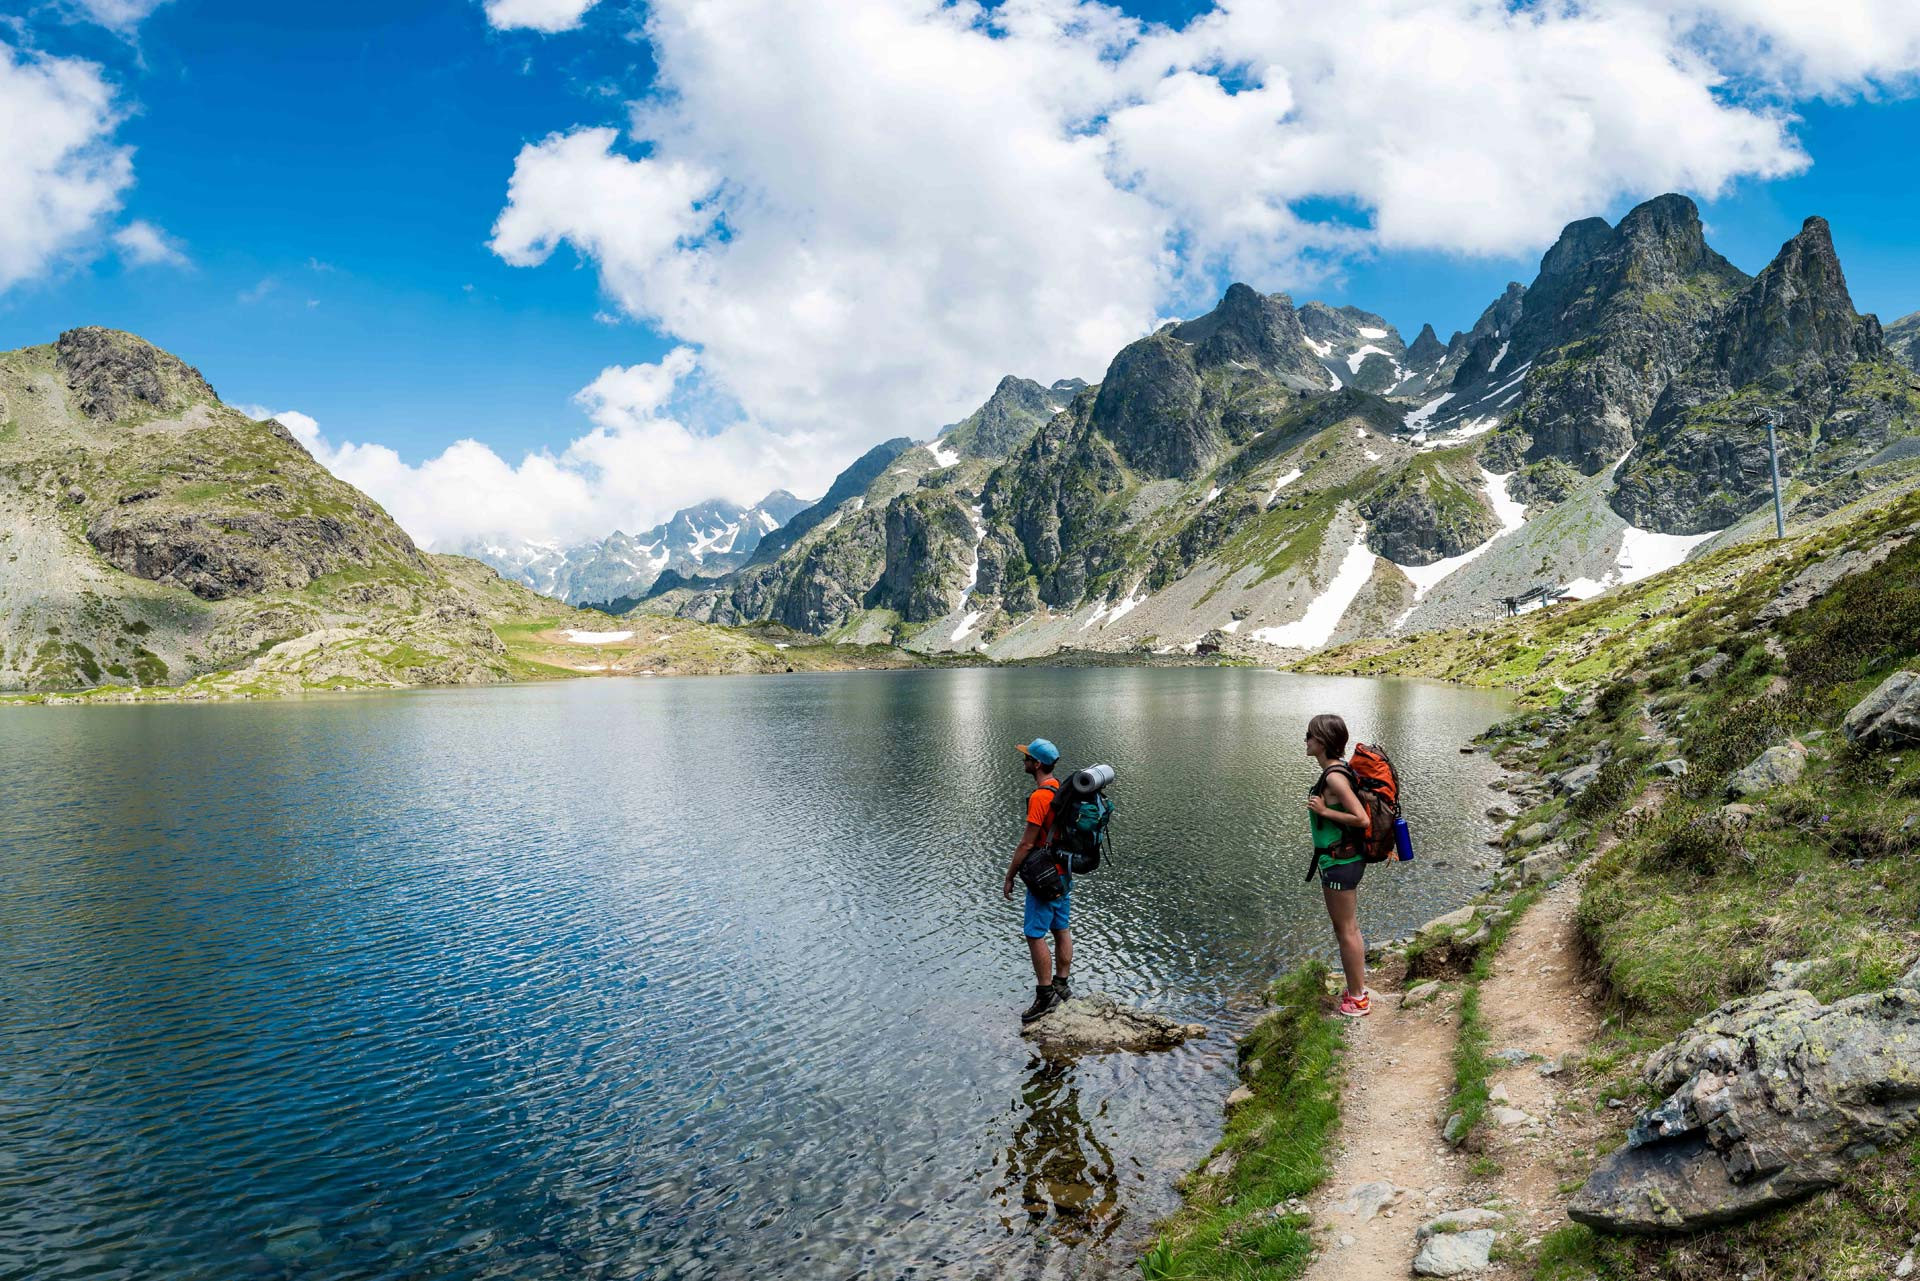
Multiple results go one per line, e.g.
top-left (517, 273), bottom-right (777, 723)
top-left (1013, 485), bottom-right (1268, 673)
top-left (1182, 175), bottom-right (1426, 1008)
top-left (1653, 813), bottom-right (1748, 878)
top-left (1683, 691), bottom-right (1823, 795)
top-left (1595, 678), bottom-right (1636, 720)
top-left (1570, 755), bottom-right (1638, 820)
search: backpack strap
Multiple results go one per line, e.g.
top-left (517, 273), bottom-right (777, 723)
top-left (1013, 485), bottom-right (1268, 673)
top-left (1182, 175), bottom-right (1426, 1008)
top-left (1318, 762), bottom-right (1373, 845)
top-left (1032, 777), bottom-right (1062, 848)
top-left (1319, 762), bottom-right (1361, 793)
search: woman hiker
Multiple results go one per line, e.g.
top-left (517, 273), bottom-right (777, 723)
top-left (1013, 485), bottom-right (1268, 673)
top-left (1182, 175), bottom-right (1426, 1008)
top-left (1306, 713), bottom-right (1373, 1017)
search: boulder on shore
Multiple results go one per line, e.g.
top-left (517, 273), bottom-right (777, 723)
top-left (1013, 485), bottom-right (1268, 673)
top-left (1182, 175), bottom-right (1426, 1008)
top-left (1568, 969), bottom-right (1920, 1233)
top-left (1021, 992), bottom-right (1206, 1054)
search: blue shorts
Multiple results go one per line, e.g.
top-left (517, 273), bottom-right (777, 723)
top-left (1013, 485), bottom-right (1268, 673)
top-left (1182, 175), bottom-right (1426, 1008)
top-left (1023, 888), bottom-right (1071, 939)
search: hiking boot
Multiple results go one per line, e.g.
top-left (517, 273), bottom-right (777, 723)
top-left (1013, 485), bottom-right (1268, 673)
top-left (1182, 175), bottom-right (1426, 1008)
top-left (1338, 990), bottom-right (1372, 1018)
top-left (1051, 972), bottom-right (1072, 1001)
top-left (1020, 984), bottom-right (1062, 1024)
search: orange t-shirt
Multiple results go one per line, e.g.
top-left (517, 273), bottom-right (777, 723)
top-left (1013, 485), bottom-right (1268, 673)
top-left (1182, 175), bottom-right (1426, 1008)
top-left (1026, 779), bottom-right (1060, 831)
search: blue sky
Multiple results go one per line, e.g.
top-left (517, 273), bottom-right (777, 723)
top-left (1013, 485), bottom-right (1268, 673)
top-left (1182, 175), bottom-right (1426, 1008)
top-left (3, 1), bottom-right (1918, 547)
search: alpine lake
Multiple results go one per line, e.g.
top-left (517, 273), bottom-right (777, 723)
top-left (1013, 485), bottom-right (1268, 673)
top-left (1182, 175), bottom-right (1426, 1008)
top-left (0, 666), bottom-right (1513, 1280)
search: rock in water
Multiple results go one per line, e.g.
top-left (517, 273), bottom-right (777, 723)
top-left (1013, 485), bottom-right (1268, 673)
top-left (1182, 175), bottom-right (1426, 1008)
top-left (1568, 980), bottom-right (1920, 1233)
top-left (1020, 992), bottom-right (1205, 1054)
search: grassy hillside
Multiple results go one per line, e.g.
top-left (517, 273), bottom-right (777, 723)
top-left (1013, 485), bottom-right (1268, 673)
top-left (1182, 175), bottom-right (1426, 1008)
top-left (1293, 479), bottom-right (1920, 1278)
top-left (0, 329), bottom-right (941, 703)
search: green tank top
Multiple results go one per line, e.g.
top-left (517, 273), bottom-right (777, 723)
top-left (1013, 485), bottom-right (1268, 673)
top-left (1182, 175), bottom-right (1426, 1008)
top-left (1311, 766), bottom-right (1363, 870)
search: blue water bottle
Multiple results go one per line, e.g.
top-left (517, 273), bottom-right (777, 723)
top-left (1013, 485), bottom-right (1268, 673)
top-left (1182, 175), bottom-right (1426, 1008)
top-left (1394, 816), bottom-right (1415, 862)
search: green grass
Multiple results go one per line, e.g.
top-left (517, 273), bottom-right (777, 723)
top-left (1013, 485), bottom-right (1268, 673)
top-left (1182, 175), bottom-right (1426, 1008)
top-left (1142, 963), bottom-right (1344, 1280)
top-left (1441, 887), bottom-right (1544, 1152)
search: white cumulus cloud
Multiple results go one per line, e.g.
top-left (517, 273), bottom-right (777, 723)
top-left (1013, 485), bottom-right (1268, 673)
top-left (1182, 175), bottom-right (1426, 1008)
top-left (112, 219), bottom-right (189, 268)
top-left (64, 0), bottom-right (171, 31)
top-left (478, 0), bottom-right (1920, 548)
top-left (0, 40), bottom-right (133, 293)
top-left (207, 0), bottom-right (1900, 552)
top-left (482, 0), bottom-right (601, 33)
top-left (241, 348), bottom-right (809, 551)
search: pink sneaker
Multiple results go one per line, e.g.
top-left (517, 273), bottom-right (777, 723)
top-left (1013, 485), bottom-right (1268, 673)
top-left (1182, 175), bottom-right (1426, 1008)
top-left (1338, 991), bottom-right (1372, 1018)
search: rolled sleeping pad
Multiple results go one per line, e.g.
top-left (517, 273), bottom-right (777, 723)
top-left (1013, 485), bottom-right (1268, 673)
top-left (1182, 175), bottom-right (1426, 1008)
top-left (1068, 763), bottom-right (1115, 795)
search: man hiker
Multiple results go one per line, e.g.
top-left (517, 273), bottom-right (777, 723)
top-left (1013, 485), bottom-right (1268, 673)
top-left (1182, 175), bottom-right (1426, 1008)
top-left (1002, 738), bottom-right (1073, 1024)
top-left (1305, 713), bottom-right (1373, 1017)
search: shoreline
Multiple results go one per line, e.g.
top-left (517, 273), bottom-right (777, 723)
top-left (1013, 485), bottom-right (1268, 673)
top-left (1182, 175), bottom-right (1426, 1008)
top-left (1141, 487), bottom-right (1920, 1279)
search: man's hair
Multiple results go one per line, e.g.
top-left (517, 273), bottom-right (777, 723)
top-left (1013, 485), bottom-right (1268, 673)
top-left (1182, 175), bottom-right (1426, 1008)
top-left (1307, 713), bottom-right (1349, 758)
top-left (1029, 757), bottom-right (1055, 776)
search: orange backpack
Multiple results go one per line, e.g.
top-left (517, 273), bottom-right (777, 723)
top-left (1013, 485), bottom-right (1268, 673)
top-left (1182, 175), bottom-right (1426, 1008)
top-left (1333, 744), bottom-right (1401, 864)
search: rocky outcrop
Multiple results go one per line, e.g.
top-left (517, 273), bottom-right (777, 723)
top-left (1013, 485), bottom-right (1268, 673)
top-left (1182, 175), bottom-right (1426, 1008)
top-left (1505, 195), bottom-right (1750, 474)
top-left (85, 509), bottom-right (385, 601)
top-left (1613, 218), bottom-right (1919, 534)
top-left (1569, 972), bottom-right (1920, 1233)
top-left (56, 327), bottom-right (215, 422)
top-left (1891, 311), bottom-right (1920, 371)
top-left (1757, 536), bottom-right (1912, 623)
top-left (1843, 670), bottom-right (1920, 749)
top-left (1020, 992), bottom-right (1206, 1054)
top-left (875, 489), bottom-right (977, 621)
top-left (1362, 459), bottom-right (1499, 565)
top-left (940, 375), bottom-right (1070, 460)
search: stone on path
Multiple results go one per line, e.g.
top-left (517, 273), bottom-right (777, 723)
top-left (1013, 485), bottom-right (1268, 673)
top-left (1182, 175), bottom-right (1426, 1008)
top-left (1416, 1208), bottom-right (1502, 1238)
top-left (1332, 1180), bottom-right (1400, 1221)
top-left (1412, 1228), bottom-right (1496, 1276)
top-left (1020, 992), bottom-right (1205, 1054)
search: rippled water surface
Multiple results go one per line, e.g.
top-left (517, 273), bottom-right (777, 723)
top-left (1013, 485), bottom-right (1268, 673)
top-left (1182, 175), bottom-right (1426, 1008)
top-left (0, 667), bottom-right (1513, 1280)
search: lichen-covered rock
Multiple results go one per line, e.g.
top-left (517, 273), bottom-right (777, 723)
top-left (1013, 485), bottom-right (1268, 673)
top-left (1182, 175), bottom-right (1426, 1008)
top-left (1726, 740), bottom-right (1807, 796)
top-left (1568, 980), bottom-right (1920, 1233)
top-left (1019, 992), bottom-right (1206, 1054)
top-left (1842, 670), bottom-right (1920, 750)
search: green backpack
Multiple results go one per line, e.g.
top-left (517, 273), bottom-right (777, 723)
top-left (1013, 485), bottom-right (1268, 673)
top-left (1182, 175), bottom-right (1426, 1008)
top-left (1053, 776), bottom-right (1115, 875)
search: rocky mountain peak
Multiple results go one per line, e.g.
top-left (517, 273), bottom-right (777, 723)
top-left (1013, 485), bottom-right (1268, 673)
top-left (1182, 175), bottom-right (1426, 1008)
top-left (942, 374), bottom-right (1068, 460)
top-left (1614, 192), bottom-right (1709, 254)
top-left (55, 327), bottom-right (216, 423)
top-left (1407, 323), bottom-right (1448, 366)
top-left (1710, 214), bottom-right (1883, 388)
top-left (1889, 312), bottom-right (1920, 370)
top-left (1171, 283), bottom-right (1315, 380)
top-left (1537, 217), bottom-right (1616, 280)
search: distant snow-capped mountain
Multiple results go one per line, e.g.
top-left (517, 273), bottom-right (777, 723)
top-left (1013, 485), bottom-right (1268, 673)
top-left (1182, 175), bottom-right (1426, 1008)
top-left (453, 490), bottom-right (809, 607)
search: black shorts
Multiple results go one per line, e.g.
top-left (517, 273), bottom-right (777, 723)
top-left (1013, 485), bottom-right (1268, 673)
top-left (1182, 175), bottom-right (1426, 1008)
top-left (1319, 858), bottom-right (1365, 891)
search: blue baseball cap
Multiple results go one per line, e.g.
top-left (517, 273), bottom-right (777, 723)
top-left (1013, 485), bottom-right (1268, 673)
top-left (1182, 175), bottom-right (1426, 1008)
top-left (1017, 738), bottom-right (1060, 767)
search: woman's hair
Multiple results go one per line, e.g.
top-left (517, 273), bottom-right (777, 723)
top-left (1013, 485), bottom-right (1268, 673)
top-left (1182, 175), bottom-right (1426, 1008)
top-left (1306, 713), bottom-right (1349, 758)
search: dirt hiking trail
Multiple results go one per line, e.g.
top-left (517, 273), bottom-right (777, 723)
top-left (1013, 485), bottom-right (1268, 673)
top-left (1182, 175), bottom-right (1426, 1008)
top-left (1304, 867), bottom-right (1605, 1280)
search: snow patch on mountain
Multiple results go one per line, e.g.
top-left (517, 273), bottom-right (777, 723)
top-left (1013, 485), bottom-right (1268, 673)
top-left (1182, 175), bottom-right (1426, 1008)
top-left (1251, 532), bottom-right (1375, 649)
